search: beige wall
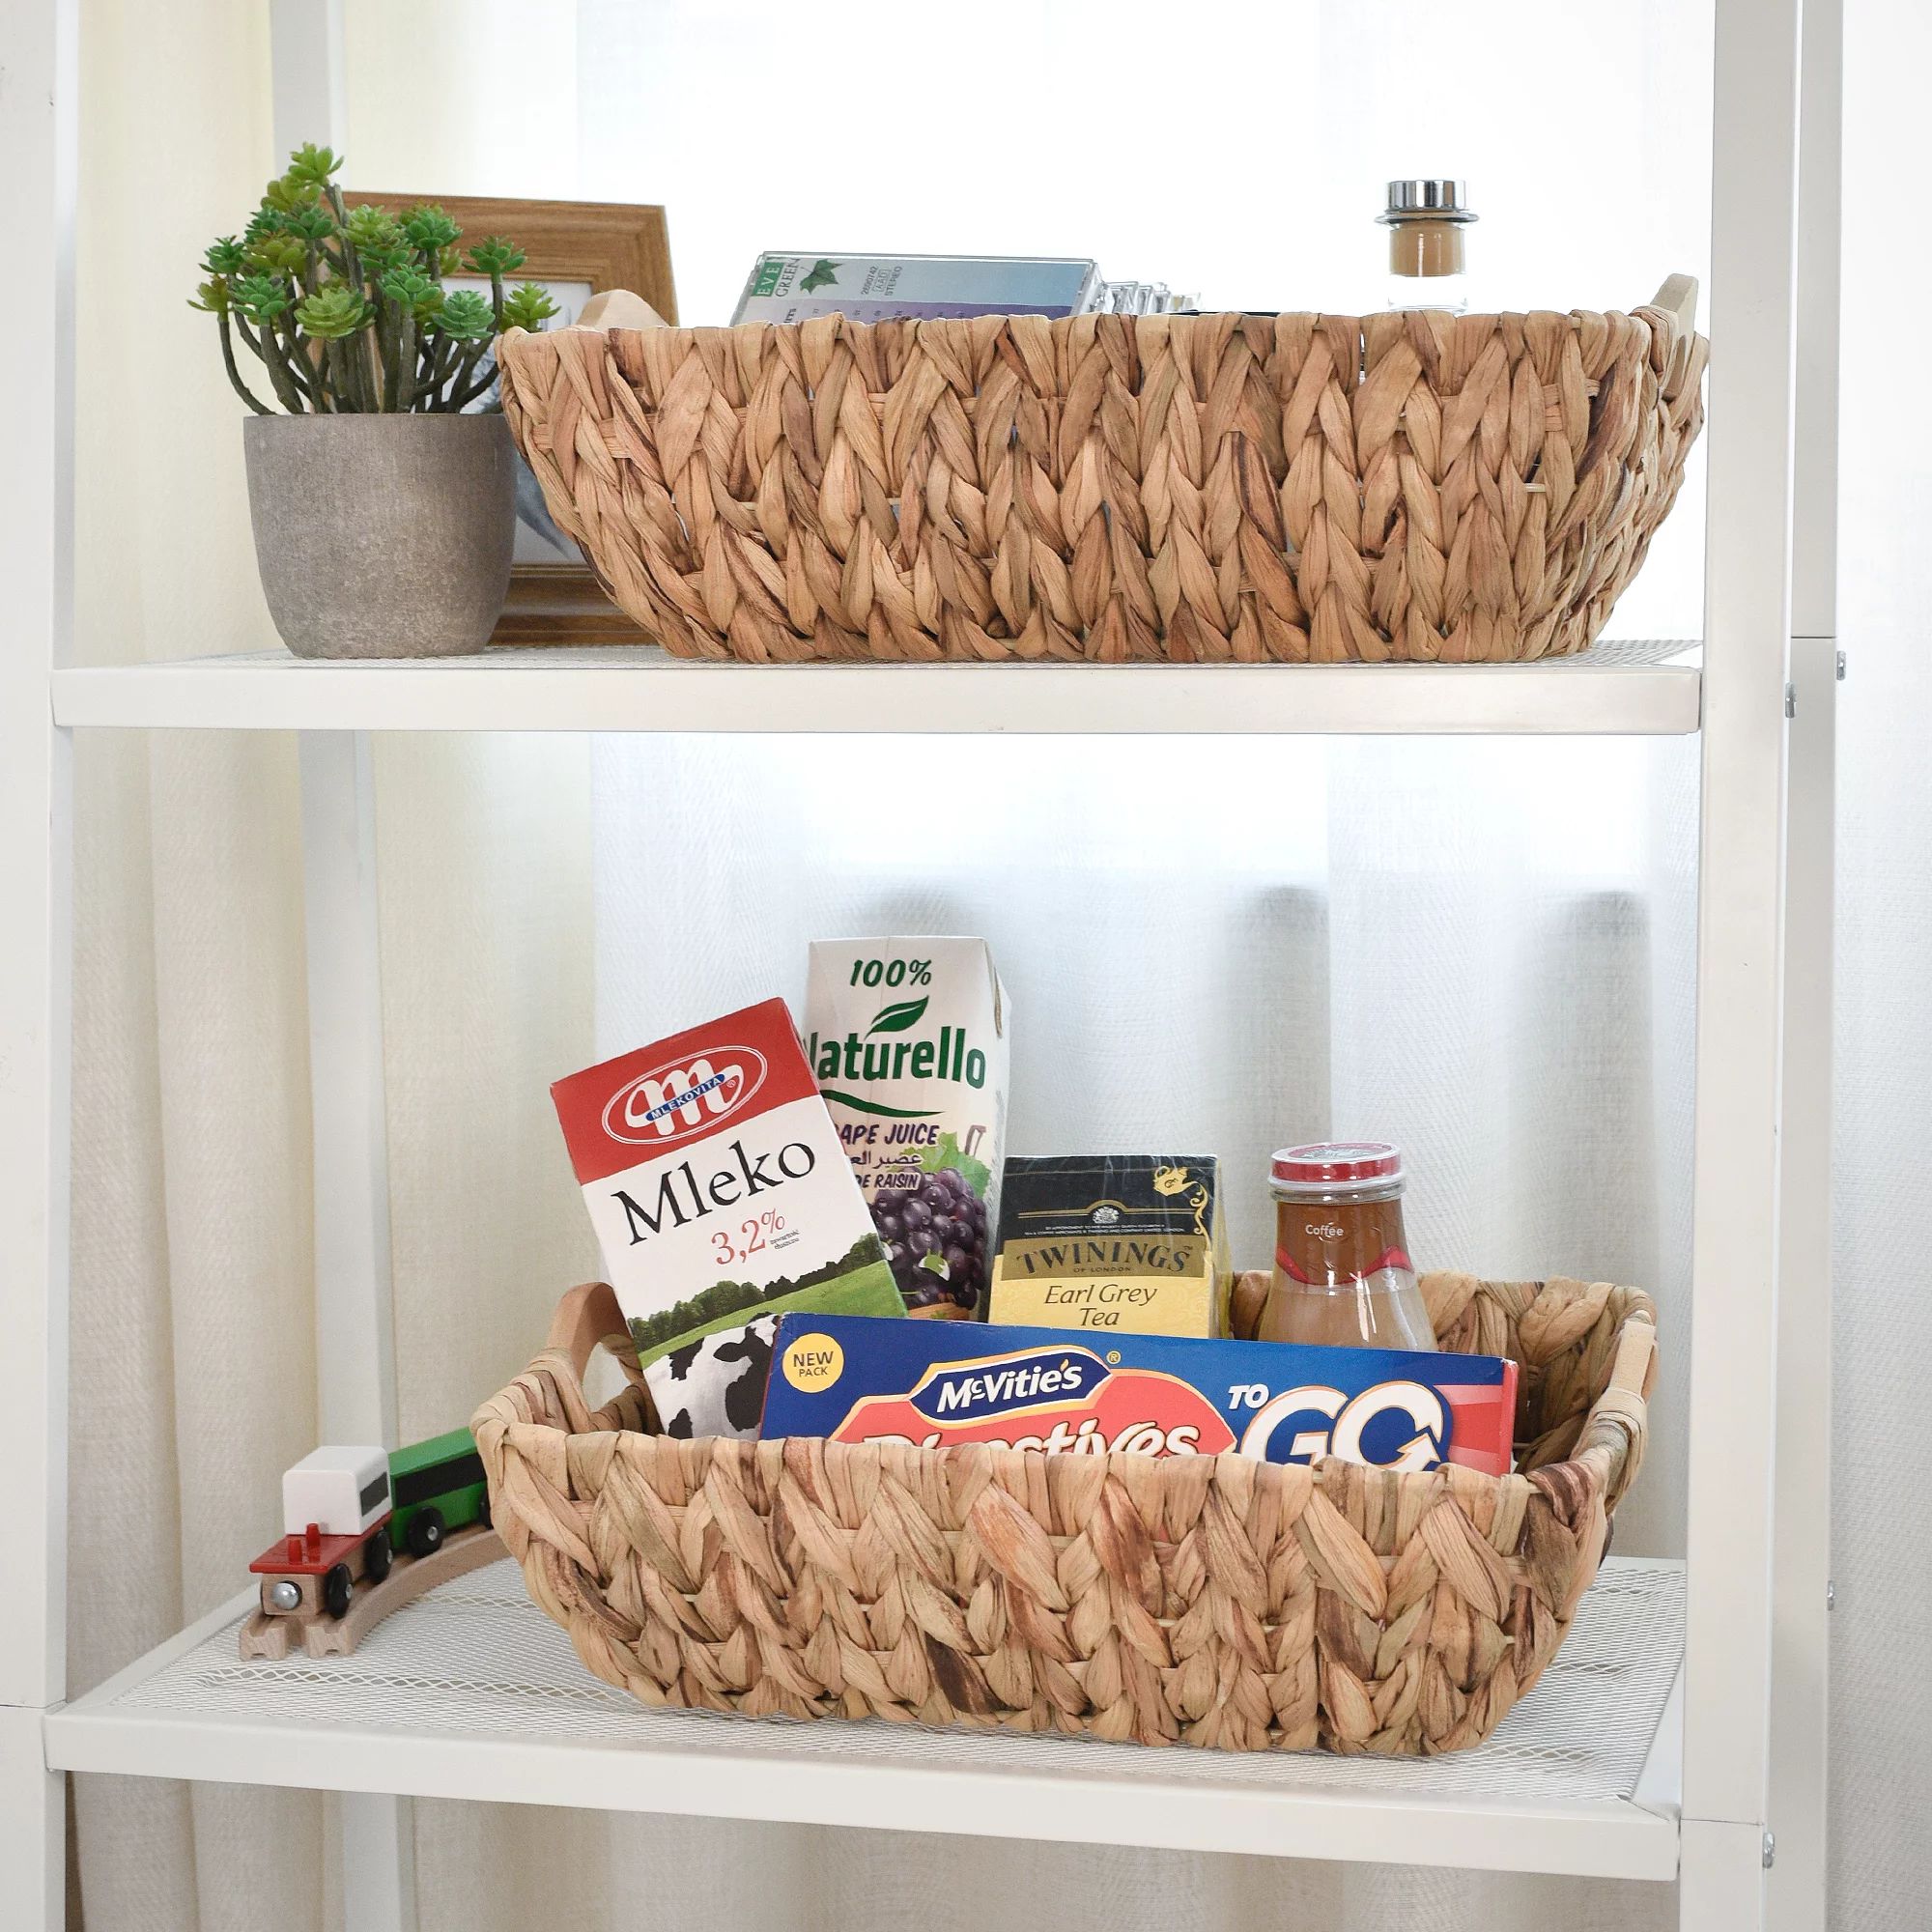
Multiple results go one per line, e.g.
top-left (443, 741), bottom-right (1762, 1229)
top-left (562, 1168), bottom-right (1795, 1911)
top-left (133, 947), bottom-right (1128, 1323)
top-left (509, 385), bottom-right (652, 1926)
top-left (76, 0), bottom-right (273, 663)
top-left (343, 0), bottom-right (580, 198)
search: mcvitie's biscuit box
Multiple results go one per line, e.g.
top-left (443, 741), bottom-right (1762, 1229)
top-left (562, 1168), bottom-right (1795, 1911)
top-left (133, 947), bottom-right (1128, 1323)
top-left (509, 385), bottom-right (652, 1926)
top-left (989, 1154), bottom-right (1228, 1337)
top-left (761, 1313), bottom-right (1520, 1475)
top-left (551, 998), bottom-right (901, 1441)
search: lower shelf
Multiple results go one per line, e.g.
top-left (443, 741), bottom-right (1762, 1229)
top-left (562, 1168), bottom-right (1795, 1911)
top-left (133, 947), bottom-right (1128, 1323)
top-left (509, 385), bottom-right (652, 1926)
top-left (46, 1554), bottom-right (1684, 1880)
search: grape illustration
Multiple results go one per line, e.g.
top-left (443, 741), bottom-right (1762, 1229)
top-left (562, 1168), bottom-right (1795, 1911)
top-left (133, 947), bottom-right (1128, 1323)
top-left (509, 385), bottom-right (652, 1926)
top-left (870, 1163), bottom-right (989, 1314)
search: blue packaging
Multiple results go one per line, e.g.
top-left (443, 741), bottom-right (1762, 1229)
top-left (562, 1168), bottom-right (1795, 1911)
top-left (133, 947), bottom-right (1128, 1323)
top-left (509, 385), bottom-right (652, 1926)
top-left (761, 1314), bottom-right (1519, 1473)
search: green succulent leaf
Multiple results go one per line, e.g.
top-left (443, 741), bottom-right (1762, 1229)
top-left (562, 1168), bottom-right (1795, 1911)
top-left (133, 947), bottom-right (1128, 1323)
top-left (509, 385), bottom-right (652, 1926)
top-left (246, 235), bottom-right (308, 276)
top-left (281, 202), bottom-right (335, 242)
top-left (500, 282), bottom-right (559, 331)
top-left (188, 276), bottom-right (232, 315)
top-left (344, 205), bottom-right (403, 250)
top-left (380, 265), bottom-right (444, 322)
top-left (295, 284), bottom-right (372, 339)
top-left (283, 142), bottom-right (344, 190)
top-left (464, 236), bottom-right (526, 276)
top-left (433, 288), bottom-right (495, 342)
top-left (231, 272), bottom-right (292, 324)
top-left (262, 176), bottom-right (320, 216)
top-left (356, 241), bottom-right (409, 277)
top-left (201, 236), bottom-right (247, 277)
top-left (401, 204), bottom-right (461, 254)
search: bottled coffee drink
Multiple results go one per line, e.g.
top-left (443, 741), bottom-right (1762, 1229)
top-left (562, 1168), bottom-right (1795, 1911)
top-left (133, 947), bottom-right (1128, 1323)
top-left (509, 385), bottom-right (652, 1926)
top-left (1260, 1143), bottom-right (1436, 1351)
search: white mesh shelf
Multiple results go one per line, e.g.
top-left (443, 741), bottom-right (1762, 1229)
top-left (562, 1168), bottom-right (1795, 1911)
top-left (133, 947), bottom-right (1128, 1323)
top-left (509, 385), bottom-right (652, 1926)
top-left (47, 1554), bottom-right (1685, 1880)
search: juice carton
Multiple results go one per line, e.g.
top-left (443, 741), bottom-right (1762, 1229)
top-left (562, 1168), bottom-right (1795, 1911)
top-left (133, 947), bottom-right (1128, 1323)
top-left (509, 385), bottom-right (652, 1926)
top-left (804, 938), bottom-right (1009, 1319)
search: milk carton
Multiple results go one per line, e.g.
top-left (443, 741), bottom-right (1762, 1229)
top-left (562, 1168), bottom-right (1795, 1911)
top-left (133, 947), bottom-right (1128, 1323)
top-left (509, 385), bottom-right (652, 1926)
top-left (550, 998), bottom-right (901, 1439)
top-left (804, 938), bottom-right (1010, 1319)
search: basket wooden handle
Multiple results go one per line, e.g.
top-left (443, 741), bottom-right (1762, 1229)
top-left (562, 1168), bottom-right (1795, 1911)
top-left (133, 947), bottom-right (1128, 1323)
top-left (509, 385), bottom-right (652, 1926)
top-left (1648, 273), bottom-right (1700, 345)
top-left (570, 289), bottom-right (668, 331)
top-left (544, 1281), bottom-right (644, 1391)
top-left (1588, 1312), bottom-right (1657, 1427)
top-left (1572, 1312), bottom-right (1655, 1509)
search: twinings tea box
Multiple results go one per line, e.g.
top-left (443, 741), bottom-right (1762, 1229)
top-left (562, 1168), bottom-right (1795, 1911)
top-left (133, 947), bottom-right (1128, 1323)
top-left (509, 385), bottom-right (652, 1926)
top-left (804, 938), bottom-right (1009, 1319)
top-left (551, 998), bottom-right (901, 1440)
top-left (989, 1155), bottom-right (1228, 1337)
top-left (761, 1314), bottom-right (1520, 1475)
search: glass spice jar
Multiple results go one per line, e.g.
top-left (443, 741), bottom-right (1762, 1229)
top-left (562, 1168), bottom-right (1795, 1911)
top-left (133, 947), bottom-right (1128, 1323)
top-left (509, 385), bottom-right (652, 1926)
top-left (1260, 1142), bottom-right (1436, 1351)
top-left (1379, 178), bottom-right (1476, 316)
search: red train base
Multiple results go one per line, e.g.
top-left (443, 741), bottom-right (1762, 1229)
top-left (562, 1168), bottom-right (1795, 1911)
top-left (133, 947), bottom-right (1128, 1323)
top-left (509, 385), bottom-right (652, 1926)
top-left (239, 1523), bottom-right (503, 1661)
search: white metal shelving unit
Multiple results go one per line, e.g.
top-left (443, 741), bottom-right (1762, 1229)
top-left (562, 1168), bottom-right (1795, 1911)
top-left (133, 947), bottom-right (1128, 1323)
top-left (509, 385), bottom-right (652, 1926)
top-left (0, 0), bottom-right (1840, 1926)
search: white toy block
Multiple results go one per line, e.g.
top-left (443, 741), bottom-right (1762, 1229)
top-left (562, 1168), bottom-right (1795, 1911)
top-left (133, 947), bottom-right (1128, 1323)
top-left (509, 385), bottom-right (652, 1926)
top-left (282, 1445), bottom-right (390, 1538)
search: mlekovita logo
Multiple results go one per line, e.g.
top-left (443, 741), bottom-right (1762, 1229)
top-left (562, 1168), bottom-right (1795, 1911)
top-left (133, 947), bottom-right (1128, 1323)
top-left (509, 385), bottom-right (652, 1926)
top-left (908, 1348), bottom-right (1111, 1426)
top-left (602, 1048), bottom-right (768, 1148)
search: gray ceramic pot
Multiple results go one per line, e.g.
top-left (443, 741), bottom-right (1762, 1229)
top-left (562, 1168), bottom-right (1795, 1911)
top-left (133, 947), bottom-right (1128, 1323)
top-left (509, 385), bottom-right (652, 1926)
top-left (243, 412), bottom-right (517, 658)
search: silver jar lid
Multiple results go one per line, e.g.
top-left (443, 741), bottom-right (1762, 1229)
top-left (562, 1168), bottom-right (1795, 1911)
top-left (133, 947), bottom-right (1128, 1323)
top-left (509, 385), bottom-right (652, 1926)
top-left (1379, 179), bottom-right (1476, 223)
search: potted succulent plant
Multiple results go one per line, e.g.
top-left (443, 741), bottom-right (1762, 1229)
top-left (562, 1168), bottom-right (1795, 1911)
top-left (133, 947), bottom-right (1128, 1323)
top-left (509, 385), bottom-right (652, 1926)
top-left (193, 144), bottom-right (558, 658)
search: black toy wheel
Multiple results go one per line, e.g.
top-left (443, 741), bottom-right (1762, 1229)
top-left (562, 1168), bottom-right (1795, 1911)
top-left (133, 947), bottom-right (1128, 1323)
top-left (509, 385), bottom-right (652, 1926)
top-left (406, 1508), bottom-right (445, 1559)
top-left (364, 1530), bottom-right (393, 1584)
top-left (322, 1562), bottom-right (353, 1620)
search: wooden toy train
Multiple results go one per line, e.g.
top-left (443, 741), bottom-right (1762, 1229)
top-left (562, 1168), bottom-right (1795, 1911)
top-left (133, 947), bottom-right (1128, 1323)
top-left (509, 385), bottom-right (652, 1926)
top-left (242, 1426), bottom-right (502, 1659)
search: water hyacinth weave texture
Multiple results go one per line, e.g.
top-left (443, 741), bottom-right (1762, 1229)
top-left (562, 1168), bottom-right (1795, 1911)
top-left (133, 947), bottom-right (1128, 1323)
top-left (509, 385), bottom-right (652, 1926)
top-left (497, 305), bottom-right (1705, 663)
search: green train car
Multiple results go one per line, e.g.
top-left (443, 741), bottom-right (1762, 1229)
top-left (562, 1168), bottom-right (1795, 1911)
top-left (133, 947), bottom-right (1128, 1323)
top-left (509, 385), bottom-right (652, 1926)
top-left (385, 1425), bottom-right (489, 1558)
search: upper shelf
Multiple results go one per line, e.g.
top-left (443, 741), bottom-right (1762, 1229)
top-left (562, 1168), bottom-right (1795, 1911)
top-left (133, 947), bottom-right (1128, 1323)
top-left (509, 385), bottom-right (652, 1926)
top-left (49, 639), bottom-right (1702, 736)
top-left (46, 1553), bottom-right (1684, 1880)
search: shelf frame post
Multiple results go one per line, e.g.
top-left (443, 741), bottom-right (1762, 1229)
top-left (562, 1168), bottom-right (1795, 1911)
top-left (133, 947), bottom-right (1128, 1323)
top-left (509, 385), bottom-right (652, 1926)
top-left (1766, 0), bottom-right (1843, 1918)
top-left (268, 7), bottom-right (419, 1929)
top-left (1684, 0), bottom-right (1816, 1921)
top-left (0, 0), bottom-right (77, 1924)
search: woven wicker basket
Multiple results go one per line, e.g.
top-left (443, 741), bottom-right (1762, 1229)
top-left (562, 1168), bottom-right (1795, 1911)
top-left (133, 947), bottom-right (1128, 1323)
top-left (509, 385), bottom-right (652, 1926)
top-left (474, 1270), bottom-right (1655, 1755)
top-left (495, 279), bottom-right (1705, 666)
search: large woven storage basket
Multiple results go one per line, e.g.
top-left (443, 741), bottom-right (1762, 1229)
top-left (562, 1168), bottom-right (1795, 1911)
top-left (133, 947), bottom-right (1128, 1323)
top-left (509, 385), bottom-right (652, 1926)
top-left (474, 1270), bottom-right (1656, 1755)
top-left (495, 282), bottom-right (1705, 666)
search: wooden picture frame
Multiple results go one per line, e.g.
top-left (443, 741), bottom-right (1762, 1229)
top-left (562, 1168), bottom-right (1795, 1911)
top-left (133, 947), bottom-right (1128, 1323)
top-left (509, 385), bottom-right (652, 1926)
top-left (343, 191), bottom-right (678, 645)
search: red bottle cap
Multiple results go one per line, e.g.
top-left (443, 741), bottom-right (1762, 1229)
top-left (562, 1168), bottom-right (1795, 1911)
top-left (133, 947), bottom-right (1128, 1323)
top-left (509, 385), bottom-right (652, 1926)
top-left (1270, 1142), bottom-right (1404, 1186)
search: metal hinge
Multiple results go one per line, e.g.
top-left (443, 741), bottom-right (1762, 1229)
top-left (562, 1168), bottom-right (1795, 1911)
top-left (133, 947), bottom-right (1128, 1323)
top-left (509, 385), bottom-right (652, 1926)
top-left (1763, 1830), bottom-right (1776, 1869)
top-left (1784, 681), bottom-right (1797, 719)
top-left (1836, 650), bottom-right (1847, 680)
top-left (1827, 1578), bottom-right (1836, 1609)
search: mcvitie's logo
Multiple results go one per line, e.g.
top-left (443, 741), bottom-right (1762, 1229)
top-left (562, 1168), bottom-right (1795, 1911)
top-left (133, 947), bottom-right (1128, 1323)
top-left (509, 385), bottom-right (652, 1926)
top-left (908, 1348), bottom-right (1112, 1426)
top-left (603, 1048), bottom-right (768, 1148)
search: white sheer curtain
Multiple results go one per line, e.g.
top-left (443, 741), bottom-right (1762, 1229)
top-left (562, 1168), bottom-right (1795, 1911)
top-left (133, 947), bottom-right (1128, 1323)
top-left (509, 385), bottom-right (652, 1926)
top-left (69, 0), bottom-right (1930, 1927)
